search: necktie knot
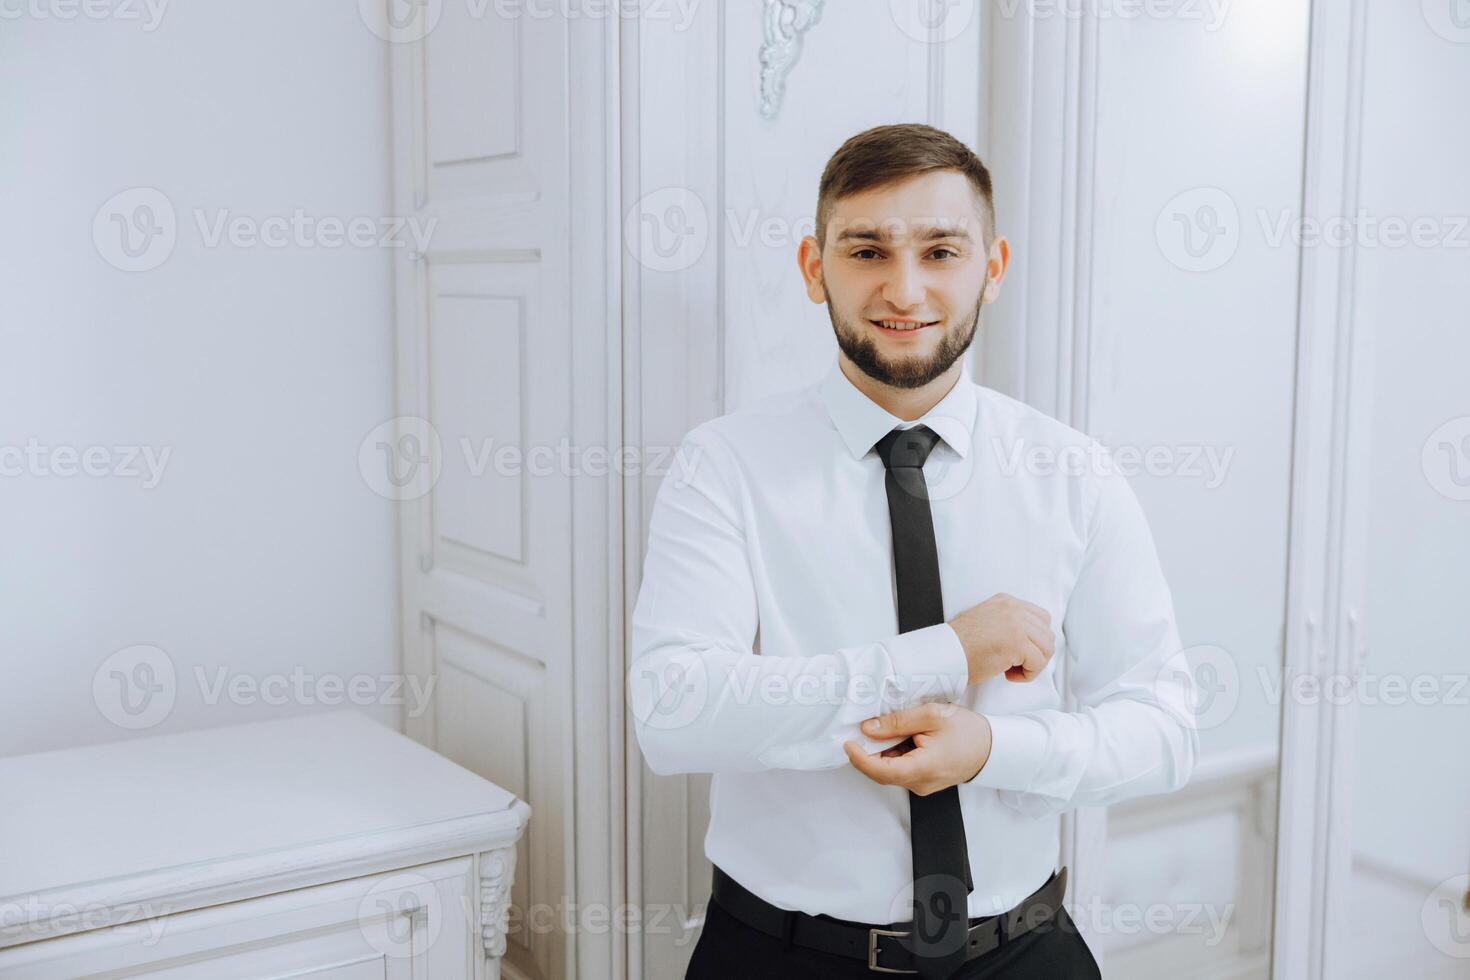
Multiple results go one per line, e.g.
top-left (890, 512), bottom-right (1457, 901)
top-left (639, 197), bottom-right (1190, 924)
top-left (874, 424), bottom-right (941, 470)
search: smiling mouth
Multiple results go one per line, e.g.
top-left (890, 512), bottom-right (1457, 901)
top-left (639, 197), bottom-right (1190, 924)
top-left (870, 318), bottom-right (940, 334)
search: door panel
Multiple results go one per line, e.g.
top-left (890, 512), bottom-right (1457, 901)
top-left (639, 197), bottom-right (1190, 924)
top-left (1336, 2), bottom-right (1470, 975)
top-left (386, 7), bottom-right (618, 979)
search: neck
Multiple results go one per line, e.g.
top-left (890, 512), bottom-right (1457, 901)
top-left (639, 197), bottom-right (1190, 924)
top-left (838, 354), bottom-right (965, 421)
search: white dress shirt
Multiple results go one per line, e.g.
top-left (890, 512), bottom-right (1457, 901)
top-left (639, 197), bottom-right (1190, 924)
top-left (628, 359), bottom-right (1198, 924)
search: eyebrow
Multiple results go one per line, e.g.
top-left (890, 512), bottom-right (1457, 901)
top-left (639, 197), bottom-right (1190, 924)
top-left (833, 223), bottom-right (974, 245)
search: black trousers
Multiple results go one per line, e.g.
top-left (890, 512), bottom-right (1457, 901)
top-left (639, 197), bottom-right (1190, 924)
top-left (684, 894), bottom-right (1102, 980)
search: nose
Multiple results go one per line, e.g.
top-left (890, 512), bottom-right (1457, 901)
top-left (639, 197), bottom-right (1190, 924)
top-left (881, 254), bottom-right (926, 311)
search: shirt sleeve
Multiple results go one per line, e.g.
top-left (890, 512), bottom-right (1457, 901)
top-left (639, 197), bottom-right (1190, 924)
top-left (964, 445), bottom-right (1200, 817)
top-left (628, 427), bottom-right (970, 776)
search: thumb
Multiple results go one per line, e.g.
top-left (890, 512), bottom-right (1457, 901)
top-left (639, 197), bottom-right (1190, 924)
top-left (860, 701), bottom-right (955, 738)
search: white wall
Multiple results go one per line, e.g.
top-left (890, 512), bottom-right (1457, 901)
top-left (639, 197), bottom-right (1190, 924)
top-left (0, 2), bottom-right (399, 755)
top-left (1087, 0), bottom-right (1309, 762)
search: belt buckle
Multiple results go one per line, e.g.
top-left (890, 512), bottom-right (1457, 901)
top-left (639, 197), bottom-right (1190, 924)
top-left (867, 927), bottom-right (917, 974)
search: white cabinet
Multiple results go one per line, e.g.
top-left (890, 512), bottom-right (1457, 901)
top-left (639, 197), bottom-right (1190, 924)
top-left (0, 711), bottom-right (529, 980)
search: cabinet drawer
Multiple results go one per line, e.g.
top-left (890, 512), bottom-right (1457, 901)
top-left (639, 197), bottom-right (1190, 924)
top-left (0, 858), bottom-right (475, 980)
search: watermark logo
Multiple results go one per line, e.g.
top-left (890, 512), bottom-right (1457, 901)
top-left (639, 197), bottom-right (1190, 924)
top-left (1157, 188), bottom-right (1470, 271)
top-left (918, 445), bottom-right (976, 503)
top-left (1258, 209), bottom-right (1470, 250)
top-left (359, 416), bottom-right (443, 502)
top-left (503, 897), bottom-right (703, 945)
top-left (991, 437), bottom-right (1236, 489)
top-left (1421, 874), bottom-right (1470, 957)
top-left (0, 897), bottom-right (175, 947)
top-left (624, 187), bottom-right (709, 273)
top-left (1158, 643), bottom-right (1238, 730)
top-left (357, 872), bottom-right (444, 958)
top-left (1257, 665), bottom-right (1470, 708)
top-left (1073, 894), bottom-right (1233, 944)
top-left (629, 659), bottom-right (965, 737)
top-left (0, 0), bottom-right (170, 31)
top-left (192, 666), bottom-right (437, 717)
top-left (889, 0), bottom-right (976, 44)
top-left (0, 440), bottom-right (172, 488)
top-left (994, 0), bottom-right (1231, 31)
top-left (92, 188), bottom-right (437, 272)
top-left (358, 421), bottom-right (700, 500)
top-left (1156, 187), bottom-right (1240, 272)
top-left (629, 656), bottom-right (709, 732)
top-left (1422, 0), bottom-right (1470, 43)
top-left (92, 644), bottom-right (438, 730)
top-left (93, 644), bottom-right (177, 730)
top-left (359, 0), bottom-right (700, 41)
top-left (93, 187), bottom-right (177, 273)
top-left (359, 0), bottom-right (443, 43)
top-left (1422, 416), bottom-right (1470, 501)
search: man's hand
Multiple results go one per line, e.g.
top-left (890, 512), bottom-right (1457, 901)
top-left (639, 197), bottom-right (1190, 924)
top-left (843, 702), bottom-right (993, 796)
top-left (948, 593), bottom-right (1055, 685)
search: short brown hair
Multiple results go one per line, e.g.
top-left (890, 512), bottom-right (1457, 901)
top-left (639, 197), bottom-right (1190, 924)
top-left (815, 123), bottom-right (995, 251)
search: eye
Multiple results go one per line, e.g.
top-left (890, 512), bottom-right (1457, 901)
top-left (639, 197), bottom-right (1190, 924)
top-left (929, 247), bottom-right (960, 260)
top-left (852, 248), bottom-right (883, 261)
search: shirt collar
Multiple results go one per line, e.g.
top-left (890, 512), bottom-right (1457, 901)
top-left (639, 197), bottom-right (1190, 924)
top-left (819, 358), bottom-right (976, 462)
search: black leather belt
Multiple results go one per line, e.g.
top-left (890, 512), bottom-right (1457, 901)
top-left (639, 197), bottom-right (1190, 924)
top-left (709, 864), bottom-right (1068, 974)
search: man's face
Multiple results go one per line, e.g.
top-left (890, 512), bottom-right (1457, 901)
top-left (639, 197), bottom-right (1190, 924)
top-left (800, 170), bottom-right (1004, 389)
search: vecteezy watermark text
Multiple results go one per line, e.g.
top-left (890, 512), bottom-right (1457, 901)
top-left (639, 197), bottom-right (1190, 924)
top-left (991, 437), bottom-right (1236, 488)
top-left (92, 644), bottom-right (438, 730)
top-left (358, 417), bottom-right (705, 501)
top-left (0, 440), bottom-right (171, 488)
top-left (93, 187), bottom-right (437, 273)
top-left (0, 0), bottom-right (169, 30)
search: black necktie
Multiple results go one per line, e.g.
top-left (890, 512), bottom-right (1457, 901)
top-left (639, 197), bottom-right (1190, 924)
top-left (874, 424), bottom-right (973, 979)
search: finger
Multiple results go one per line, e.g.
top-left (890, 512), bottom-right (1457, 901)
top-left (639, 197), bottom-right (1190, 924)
top-left (844, 739), bottom-right (927, 787)
top-left (1019, 606), bottom-right (1051, 636)
top-left (1006, 637), bottom-right (1050, 682)
top-left (1023, 618), bottom-right (1056, 660)
top-left (883, 736), bottom-right (918, 757)
top-left (859, 701), bottom-right (953, 740)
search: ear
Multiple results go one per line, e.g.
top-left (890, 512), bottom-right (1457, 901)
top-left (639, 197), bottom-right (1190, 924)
top-left (797, 235), bottom-right (826, 303)
top-left (982, 235), bottom-right (1010, 304)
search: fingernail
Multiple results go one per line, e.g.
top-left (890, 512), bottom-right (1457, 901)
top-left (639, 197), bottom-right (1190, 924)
top-left (861, 719), bottom-right (876, 732)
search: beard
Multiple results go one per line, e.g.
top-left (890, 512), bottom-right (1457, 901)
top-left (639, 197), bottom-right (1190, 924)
top-left (824, 277), bottom-right (987, 390)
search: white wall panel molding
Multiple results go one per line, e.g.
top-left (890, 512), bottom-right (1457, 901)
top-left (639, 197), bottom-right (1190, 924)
top-left (1273, 0), bottom-right (1372, 977)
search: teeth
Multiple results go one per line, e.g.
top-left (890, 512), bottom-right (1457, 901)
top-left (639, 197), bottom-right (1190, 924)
top-left (878, 320), bottom-right (927, 331)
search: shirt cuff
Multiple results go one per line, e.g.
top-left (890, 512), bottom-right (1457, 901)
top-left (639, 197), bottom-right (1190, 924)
top-left (881, 622), bottom-right (969, 706)
top-left (966, 712), bottom-right (1049, 792)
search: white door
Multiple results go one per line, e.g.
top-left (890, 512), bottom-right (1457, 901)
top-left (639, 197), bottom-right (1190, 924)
top-left (382, 4), bottom-right (621, 979)
top-left (1276, 1), bottom-right (1470, 977)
